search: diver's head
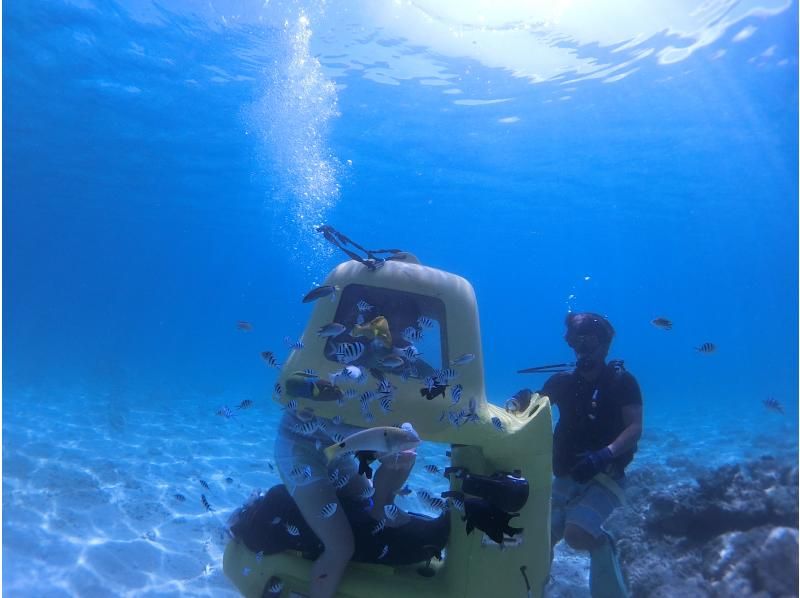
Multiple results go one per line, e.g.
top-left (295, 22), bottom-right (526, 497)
top-left (564, 312), bottom-right (614, 376)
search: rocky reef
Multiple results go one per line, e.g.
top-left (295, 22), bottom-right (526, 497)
top-left (606, 456), bottom-right (798, 597)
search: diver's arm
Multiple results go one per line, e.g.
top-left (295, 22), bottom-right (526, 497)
top-left (607, 404), bottom-right (642, 457)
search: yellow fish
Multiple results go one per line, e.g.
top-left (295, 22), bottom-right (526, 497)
top-left (351, 315), bottom-right (393, 348)
top-left (323, 424), bottom-right (420, 462)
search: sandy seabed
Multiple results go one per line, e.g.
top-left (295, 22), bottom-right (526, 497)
top-left (3, 390), bottom-right (796, 597)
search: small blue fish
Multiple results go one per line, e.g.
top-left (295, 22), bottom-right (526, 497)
top-left (378, 545), bottom-right (389, 560)
top-left (331, 415), bottom-right (342, 425)
top-left (334, 473), bottom-right (351, 489)
top-left (356, 299), bottom-right (374, 312)
top-left (283, 399), bottom-right (297, 412)
top-left (255, 551), bottom-right (264, 563)
top-left (491, 416), bottom-right (504, 431)
top-left (450, 353), bottom-right (476, 366)
top-left (321, 503), bottom-right (338, 518)
top-left (274, 383), bottom-right (283, 398)
top-left (317, 322), bottom-right (347, 337)
top-left (424, 464), bottom-right (441, 474)
top-left (379, 355), bottom-right (405, 368)
top-left (379, 396), bottom-right (393, 413)
top-left (384, 504), bottom-right (400, 520)
top-left (201, 494), bottom-right (214, 512)
top-left (360, 486), bottom-right (375, 500)
top-left (302, 285), bottom-right (338, 303)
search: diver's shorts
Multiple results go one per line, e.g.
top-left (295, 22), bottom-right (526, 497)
top-left (274, 427), bottom-right (360, 497)
top-left (551, 474), bottom-right (625, 540)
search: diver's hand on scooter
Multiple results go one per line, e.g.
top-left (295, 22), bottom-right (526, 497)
top-left (571, 447), bottom-right (613, 483)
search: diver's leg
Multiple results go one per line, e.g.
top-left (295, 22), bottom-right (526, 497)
top-left (562, 477), bottom-right (628, 598)
top-left (368, 450), bottom-right (415, 526)
top-left (292, 479), bottom-right (355, 598)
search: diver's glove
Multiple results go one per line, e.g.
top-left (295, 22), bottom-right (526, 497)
top-left (571, 447), bottom-right (614, 483)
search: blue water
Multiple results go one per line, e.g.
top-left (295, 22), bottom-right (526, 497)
top-left (3, 1), bottom-right (798, 595)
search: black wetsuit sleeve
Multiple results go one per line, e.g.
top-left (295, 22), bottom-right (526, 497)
top-left (538, 372), bottom-right (571, 407)
top-left (617, 372), bottom-right (643, 408)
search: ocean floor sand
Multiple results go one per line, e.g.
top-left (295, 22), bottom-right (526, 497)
top-left (3, 389), bottom-right (796, 596)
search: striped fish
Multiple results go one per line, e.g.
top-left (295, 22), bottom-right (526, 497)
top-left (290, 464), bottom-right (312, 480)
top-left (360, 486), bottom-right (376, 499)
top-left (255, 550), bottom-right (264, 563)
top-left (695, 342), bottom-right (716, 353)
top-left (331, 415), bottom-right (343, 425)
top-left (399, 345), bottom-right (421, 362)
top-left (274, 383), bottom-right (283, 398)
top-left (343, 388), bottom-right (358, 400)
top-left (292, 420), bottom-right (319, 436)
top-left (285, 523), bottom-right (301, 536)
top-left (379, 396), bottom-right (393, 413)
top-left (334, 473), bottom-right (351, 489)
top-left (417, 316), bottom-right (435, 329)
top-left (371, 519), bottom-right (385, 535)
top-left (384, 504), bottom-right (400, 520)
top-left (336, 342), bottom-right (365, 364)
top-left (360, 391), bottom-right (377, 405)
top-left (491, 416), bottom-right (504, 431)
top-left (260, 351), bottom-right (280, 368)
top-left (402, 326), bottom-right (423, 342)
top-left (436, 368), bottom-right (457, 381)
top-left (428, 497), bottom-right (448, 511)
top-left (267, 578), bottom-right (284, 594)
top-left (450, 384), bottom-right (463, 405)
top-left (201, 494), bottom-right (213, 512)
top-left (294, 368), bottom-right (319, 380)
top-left (356, 299), bottom-right (374, 312)
top-left (449, 498), bottom-right (465, 513)
top-left (424, 464), bottom-right (441, 474)
top-left (284, 336), bottom-right (305, 350)
top-left (320, 503), bottom-right (338, 518)
top-left (331, 432), bottom-right (345, 444)
top-left (283, 399), bottom-right (297, 412)
top-left (378, 545), bottom-right (389, 560)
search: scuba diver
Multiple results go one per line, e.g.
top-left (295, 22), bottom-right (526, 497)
top-left (513, 312), bottom-right (643, 598)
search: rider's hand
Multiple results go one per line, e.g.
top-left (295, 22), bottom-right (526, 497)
top-left (570, 447), bottom-right (614, 483)
top-left (505, 388), bottom-right (533, 413)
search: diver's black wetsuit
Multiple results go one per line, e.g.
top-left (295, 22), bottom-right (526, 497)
top-left (540, 361), bottom-right (642, 478)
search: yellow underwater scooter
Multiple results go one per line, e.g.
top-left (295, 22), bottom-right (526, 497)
top-left (223, 248), bottom-right (553, 597)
